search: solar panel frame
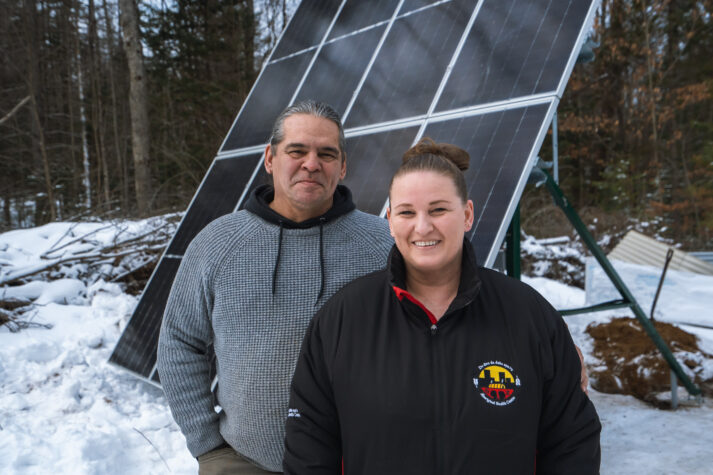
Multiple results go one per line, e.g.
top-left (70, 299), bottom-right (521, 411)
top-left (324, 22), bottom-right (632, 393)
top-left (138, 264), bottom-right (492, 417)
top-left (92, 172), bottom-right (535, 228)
top-left (110, 0), bottom-right (601, 386)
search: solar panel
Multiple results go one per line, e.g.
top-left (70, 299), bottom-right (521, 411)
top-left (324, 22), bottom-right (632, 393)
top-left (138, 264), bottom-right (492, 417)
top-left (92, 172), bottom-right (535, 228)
top-left (344, 0), bottom-right (472, 127)
top-left (110, 0), bottom-right (599, 384)
top-left (422, 102), bottom-right (552, 262)
top-left (342, 126), bottom-right (421, 214)
top-left (328, 0), bottom-right (400, 39)
top-left (166, 154), bottom-right (262, 255)
top-left (109, 257), bottom-right (181, 379)
top-left (296, 25), bottom-right (387, 116)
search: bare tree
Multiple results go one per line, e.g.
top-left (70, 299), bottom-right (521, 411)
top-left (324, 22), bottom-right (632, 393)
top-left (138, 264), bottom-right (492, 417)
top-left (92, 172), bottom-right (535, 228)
top-left (119, 0), bottom-right (151, 216)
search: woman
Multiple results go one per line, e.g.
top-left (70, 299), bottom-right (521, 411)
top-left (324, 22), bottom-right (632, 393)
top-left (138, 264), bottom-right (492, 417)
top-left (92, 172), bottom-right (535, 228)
top-left (284, 139), bottom-right (601, 474)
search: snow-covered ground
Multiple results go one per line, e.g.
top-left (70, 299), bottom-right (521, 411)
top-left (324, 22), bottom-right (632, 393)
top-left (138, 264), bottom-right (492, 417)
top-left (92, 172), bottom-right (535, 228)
top-left (1, 221), bottom-right (712, 474)
top-left (524, 274), bottom-right (713, 475)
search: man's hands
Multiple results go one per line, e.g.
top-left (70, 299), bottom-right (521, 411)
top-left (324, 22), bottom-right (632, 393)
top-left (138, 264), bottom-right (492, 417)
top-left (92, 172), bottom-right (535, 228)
top-left (575, 345), bottom-right (589, 394)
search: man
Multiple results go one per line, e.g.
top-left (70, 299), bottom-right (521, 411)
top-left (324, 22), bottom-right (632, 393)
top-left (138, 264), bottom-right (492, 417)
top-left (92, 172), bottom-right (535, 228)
top-left (157, 100), bottom-right (393, 474)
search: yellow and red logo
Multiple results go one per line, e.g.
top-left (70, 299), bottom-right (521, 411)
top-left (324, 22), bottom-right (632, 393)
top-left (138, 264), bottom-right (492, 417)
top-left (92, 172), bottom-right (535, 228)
top-left (473, 361), bottom-right (520, 406)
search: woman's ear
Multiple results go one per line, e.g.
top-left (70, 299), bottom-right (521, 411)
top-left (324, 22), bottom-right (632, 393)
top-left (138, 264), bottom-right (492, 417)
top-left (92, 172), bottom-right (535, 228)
top-left (386, 207), bottom-right (395, 237)
top-left (464, 200), bottom-right (474, 232)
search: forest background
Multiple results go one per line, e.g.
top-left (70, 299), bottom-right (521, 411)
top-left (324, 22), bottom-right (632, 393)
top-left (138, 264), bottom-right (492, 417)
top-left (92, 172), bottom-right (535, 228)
top-left (1, 0), bottom-right (712, 250)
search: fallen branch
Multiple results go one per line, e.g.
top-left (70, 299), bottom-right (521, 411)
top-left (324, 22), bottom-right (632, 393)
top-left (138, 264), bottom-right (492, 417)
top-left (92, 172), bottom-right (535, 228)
top-left (0, 244), bottom-right (166, 286)
top-left (0, 307), bottom-right (53, 333)
top-left (133, 427), bottom-right (172, 473)
top-left (42, 223), bottom-right (117, 259)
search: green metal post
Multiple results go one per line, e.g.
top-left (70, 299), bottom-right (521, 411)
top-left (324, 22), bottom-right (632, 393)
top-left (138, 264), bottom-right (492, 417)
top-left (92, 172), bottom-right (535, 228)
top-left (543, 170), bottom-right (701, 396)
top-left (506, 205), bottom-right (521, 280)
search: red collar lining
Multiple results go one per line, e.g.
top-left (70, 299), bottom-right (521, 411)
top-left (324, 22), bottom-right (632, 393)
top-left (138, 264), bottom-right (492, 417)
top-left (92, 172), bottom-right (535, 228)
top-left (391, 286), bottom-right (437, 325)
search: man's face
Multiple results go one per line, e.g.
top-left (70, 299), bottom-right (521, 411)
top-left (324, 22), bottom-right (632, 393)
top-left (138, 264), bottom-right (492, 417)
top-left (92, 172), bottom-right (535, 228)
top-left (265, 114), bottom-right (346, 222)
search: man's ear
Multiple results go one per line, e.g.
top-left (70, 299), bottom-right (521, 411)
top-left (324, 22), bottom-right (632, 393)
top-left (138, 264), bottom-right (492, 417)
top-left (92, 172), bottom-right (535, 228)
top-left (264, 144), bottom-right (273, 174)
top-left (339, 152), bottom-right (347, 180)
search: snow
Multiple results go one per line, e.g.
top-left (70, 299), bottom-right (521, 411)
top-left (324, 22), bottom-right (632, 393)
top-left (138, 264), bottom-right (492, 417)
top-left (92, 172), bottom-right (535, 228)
top-left (585, 257), bottom-right (713, 327)
top-left (1, 220), bottom-right (712, 474)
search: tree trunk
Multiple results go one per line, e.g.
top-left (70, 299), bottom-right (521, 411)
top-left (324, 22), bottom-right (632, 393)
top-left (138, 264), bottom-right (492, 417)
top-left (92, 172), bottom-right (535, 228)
top-left (24, 0), bottom-right (56, 222)
top-left (119, 0), bottom-right (151, 216)
top-left (73, 3), bottom-right (93, 211)
top-left (28, 91), bottom-right (56, 222)
top-left (102, 0), bottom-right (128, 211)
top-left (88, 0), bottom-right (111, 208)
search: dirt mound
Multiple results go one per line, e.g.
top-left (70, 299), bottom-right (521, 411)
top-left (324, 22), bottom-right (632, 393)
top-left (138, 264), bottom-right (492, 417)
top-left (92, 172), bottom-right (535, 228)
top-left (586, 317), bottom-right (713, 406)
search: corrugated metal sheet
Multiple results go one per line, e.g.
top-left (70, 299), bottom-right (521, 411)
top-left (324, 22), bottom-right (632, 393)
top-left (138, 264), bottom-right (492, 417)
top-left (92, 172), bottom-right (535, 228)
top-left (608, 230), bottom-right (713, 276)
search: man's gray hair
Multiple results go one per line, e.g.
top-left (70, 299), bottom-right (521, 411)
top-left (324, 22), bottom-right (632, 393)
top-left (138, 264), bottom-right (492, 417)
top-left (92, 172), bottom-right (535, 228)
top-left (270, 100), bottom-right (346, 159)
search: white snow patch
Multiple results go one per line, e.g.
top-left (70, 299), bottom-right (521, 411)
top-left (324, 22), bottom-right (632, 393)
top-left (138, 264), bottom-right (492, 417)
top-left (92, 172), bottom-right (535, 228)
top-left (35, 278), bottom-right (86, 305)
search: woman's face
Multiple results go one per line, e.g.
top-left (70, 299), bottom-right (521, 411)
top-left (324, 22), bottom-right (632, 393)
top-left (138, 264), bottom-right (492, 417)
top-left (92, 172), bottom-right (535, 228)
top-left (387, 170), bottom-right (474, 279)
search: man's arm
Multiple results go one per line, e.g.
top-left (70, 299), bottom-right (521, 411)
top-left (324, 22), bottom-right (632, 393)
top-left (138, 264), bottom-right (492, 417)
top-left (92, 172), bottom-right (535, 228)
top-left (157, 243), bottom-right (225, 457)
top-left (536, 297), bottom-right (601, 474)
top-left (576, 344), bottom-right (590, 394)
top-left (284, 317), bottom-right (342, 474)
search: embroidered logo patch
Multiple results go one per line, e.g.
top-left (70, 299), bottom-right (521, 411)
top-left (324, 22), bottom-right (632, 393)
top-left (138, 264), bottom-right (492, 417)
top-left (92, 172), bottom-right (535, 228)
top-left (473, 361), bottom-right (521, 406)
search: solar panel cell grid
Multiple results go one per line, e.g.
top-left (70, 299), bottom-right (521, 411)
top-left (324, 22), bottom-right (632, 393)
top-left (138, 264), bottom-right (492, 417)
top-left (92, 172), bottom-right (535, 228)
top-left (341, 126), bottom-right (420, 215)
top-left (422, 102), bottom-right (550, 263)
top-left (109, 257), bottom-right (181, 377)
top-left (436, 0), bottom-right (591, 111)
top-left (531, 0), bottom-right (593, 94)
top-left (270, 0), bottom-right (342, 60)
top-left (221, 52), bottom-right (314, 152)
top-left (237, 166), bottom-right (270, 210)
top-left (400, 0), bottom-right (454, 15)
top-left (328, 0), bottom-right (399, 39)
top-left (345, 0), bottom-right (471, 127)
top-left (166, 154), bottom-right (262, 255)
top-left (296, 25), bottom-right (387, 117)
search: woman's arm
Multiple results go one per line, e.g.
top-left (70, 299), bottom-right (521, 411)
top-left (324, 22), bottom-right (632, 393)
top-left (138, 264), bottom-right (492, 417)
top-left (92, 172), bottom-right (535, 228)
top-left (536, 298), bottom-right (601, 474)
top-left (284, 317), bottom-right (342, 474)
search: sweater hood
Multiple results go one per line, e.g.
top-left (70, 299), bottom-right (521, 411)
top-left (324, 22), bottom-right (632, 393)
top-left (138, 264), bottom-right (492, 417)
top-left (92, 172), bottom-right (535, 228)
top-left (244, 184), bottom-right (356, 228)
top-left (244, 184), bottom-right (357, 301)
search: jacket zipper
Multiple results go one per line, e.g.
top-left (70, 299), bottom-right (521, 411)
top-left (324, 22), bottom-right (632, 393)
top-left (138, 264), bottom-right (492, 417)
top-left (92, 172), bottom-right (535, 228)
top-left (430, 322), bottom-right (445, 474)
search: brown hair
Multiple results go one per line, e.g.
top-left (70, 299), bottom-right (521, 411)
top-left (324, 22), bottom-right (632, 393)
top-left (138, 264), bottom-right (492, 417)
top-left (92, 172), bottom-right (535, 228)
top-left (389, 137), bottom-right (470, 203)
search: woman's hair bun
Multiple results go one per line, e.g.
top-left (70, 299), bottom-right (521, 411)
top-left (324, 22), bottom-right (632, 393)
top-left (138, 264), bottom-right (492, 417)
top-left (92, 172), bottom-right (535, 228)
top-left (402, 137), bottom-right (470, 171)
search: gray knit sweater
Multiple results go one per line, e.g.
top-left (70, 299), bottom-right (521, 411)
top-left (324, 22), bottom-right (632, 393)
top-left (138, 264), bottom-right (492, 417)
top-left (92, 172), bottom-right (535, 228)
top-left (157, 205), bottom-right (392, 471)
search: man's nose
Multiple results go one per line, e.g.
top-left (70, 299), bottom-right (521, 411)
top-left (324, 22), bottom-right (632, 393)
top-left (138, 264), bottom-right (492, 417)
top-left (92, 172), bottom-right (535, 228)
top-left (302, 151), bottom-right (321, 172)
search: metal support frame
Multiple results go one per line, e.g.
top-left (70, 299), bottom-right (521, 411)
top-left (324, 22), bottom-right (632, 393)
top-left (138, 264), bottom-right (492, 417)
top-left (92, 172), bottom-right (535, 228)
top-left (650, 248), bottom-right (674, 320)
top-left (505, 205), bottom-right (521, 279)
top-left (552, 111), bottom-right (559, 184)
top-left (540, 170), bottom-right (701, 398)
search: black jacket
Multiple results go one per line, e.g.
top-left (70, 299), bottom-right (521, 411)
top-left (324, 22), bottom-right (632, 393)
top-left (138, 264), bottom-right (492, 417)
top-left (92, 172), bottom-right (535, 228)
top-left (284, 241), bottom-right (601, 474)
